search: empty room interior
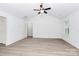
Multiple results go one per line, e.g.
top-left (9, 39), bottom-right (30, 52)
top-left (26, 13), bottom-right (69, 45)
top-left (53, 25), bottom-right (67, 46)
top-left (0, 3), bottom-right (79, 56)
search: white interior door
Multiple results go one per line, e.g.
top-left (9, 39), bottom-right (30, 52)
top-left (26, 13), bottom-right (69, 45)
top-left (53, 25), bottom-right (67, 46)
top-left (27, 23), bottom-right (33, 37)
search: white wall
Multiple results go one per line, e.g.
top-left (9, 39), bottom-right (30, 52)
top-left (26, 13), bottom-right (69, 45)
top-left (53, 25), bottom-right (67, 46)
top-left (27, 14), bottom-right (64, 38)
top-left (0, 10), bottom-right (26, 45)
top-left (63, 10), bottom-right (79, 49)
top-left (0, 11), bottom-right (8, 44)
top-left (6, 16), bottom-right (26, 45)
top-left (0, 17), bottom-right (6, 44)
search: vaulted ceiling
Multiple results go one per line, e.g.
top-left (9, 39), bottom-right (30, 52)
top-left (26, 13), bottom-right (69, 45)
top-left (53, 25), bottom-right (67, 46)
top-left (0, 3), bottom-right (79, 19)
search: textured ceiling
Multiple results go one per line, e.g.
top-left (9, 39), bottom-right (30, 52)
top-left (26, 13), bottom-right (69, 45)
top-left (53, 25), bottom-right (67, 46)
top-left (0, 3), bottom-right (79, 19)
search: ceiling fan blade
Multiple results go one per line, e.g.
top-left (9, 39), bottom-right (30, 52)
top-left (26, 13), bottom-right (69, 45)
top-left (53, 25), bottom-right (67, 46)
top-left (38, 12), bottom-right (41, 14)
top-left (44, 8), bottom-right (51, 10)
top-left (44, 11), bottom-right (47, 14)
top-left (34, 9), bottom-right (40, 11)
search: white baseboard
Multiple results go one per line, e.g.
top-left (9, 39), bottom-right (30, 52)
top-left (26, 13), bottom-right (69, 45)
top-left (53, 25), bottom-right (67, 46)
top-left (62, 37), bottom-right (79, 49)
top-left (6, 36), bottom-right (27, 46)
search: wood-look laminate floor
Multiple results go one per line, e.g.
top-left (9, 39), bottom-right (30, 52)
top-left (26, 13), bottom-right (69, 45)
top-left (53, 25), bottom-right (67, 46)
top-left (0, 38), bottom-right (79, 56)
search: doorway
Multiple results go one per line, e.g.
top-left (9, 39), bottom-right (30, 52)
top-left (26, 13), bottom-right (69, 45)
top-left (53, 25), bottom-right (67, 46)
top-left (27, 23), bottom-right (33, 38)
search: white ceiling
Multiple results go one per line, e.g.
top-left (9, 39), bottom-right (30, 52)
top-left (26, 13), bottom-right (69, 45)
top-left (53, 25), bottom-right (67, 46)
top-left (0, 3), bottom-right (79, 19)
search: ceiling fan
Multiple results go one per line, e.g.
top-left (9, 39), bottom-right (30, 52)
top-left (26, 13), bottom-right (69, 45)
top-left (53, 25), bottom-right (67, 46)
top-left (34, 3), bottom-right (51, 14)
